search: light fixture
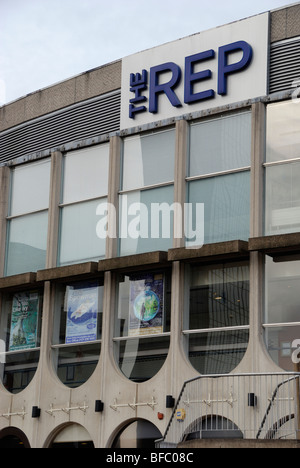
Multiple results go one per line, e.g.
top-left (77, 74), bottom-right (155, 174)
top-left (95, 400), bottom-right (104, 413)
top-left (248, 393), bottom-right (257, 407)
top-left (32, 406), bottom-right (41, 418)
top-left (166, 395), bottom-right (175, 408)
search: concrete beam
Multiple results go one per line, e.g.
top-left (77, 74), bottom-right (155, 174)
top-left (36, 262), bottom-right (98, 282)
top-left (168, 240), bottom-right (249, 263)
top-left (99, 251), bottom-right (169, 272)
top-left (0, 272), bottom-right (37, 290)
top-left (249, 233), bottom-right (300, 255)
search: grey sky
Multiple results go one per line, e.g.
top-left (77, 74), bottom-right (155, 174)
top-left (0, 0), bottom-right (296, 105)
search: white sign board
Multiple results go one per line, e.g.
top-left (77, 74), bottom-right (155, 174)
top-left (121, 13), bottom-right (269, 130)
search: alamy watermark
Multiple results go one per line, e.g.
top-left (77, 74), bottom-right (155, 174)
top-left (292, 340), bottom-right (300, 365)
top-left (95, 198), bottom-right (205, 249)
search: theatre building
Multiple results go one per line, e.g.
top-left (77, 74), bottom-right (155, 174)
top-left (1, 3), bottom-right (300, 448)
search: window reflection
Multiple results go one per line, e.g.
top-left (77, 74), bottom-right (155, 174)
top-left (0, 290), bottom-right (43, 393)
top-left (114, 271), bottom-right (171, 382)
top-left (266, 101), bottom-right (300, 163)
top-left (6, 159), bottom-right (50, 276)
top-left (186, 262), bottom-right (250, 375)
top-left (52, 280), bottom-right (103, 388)
top-left (264, 256), bottom-right (300, 371)
top-left (265, 101), bottom-right (300, 236)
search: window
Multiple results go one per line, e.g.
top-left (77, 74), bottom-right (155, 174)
top-left (114, 271), bottom-right (171, 382)
top-left (0, 289), bottom-right (43, 393)
top-left (58, 145), bottom-right (109, 266)
top-left (119, 130), bottom-right (175, 256)
top-left (265, 101), bottom-right (300, 235)
top-left (5, 159), bottom-right (51, 276)
top-left (184, 261), bottom-right (250, 375)
top-left (52, 280), bottom-right (103, 388)
top-left (49, 424), bottom-right (94, 449)
top-left (111, 420), bottom-right (162, 449)
top-left (264, 255), bottom-right (300, 371)
top-left (187, 111), bottom-right (251, 246)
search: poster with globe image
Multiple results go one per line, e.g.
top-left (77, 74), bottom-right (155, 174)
top-left (9, 292), bottom-right (39, 352)
top-left (129, 274), bottom-right (164, 336)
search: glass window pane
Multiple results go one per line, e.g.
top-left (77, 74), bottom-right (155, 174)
top-left (119, 185), bottom-right (174, 256)
top-left (63, 144), bottom-right (109, 204)
top-left (122, 130), bottom-right (175, 191)
top-left (189, 112), bottom-right (251, 177)
top-left (10, 159), bottom-right (51, 216)
top-left (55, 344), bottom-right (101, 388)
top-left (0, 290), bottom-right (43, 394)
top-left (189, 262), bottom-right (249, 331)
top-left (115, 336), bottom-right (170, 382)
top-left (265, 163), bottom-right (300, 235)
top-left (114, 271), bottom-right (171, 382)
top-left (2, 351), bottom-right (40, 394)
top-left (53, 281), bottom-right (104, 345)
top-left (59, 198), bottom-right (106, 266)
top-left (265, 256), bottom-right (300, 324)
top-left (52, 280), bottom-right (103, 388)
top-left (188, 330), bottom-right (249, 375)
top-left (6, 212), bottom-right (48, 276)
top-left (264, 326), bottom-right (300, 372)
top-left (187, 172), bottom-right (250, 245)
top-left (267, 101), bottom-right (300, 163)
top-left (112, 421), bottom-right (162, 449)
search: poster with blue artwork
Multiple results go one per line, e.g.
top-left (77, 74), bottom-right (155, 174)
top-left (65, 283), bottom-right (98, 344)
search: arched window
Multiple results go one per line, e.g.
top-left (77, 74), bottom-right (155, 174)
top-left (49, 424), bottom-right (94, 449)
top-left (112, 420), bottom-right (162, 449)
top-left (52, 279), bottom-right (103, 388)
top-left (264, 255), bottom-right (300, 371)
top-left (0, 289), bottom-right (43, 393)
top-left (0, 427), bottom-right (31, 448)
top-left (185, 261), bottom-right (250, 375)
top-left (183, 416), bottom-right (243, 442)
top-left (114, 270), bottom-right (171, 382)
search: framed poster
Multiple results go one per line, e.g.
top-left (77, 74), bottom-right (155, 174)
top-left (9, 292), bottom-right (40, 352)
top-left (65, 283), bottom-right (99, 344)
top-left (129, 273), bottom-right (164, 337)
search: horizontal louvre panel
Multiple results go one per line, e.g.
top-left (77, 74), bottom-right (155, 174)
top-left (269, 38), bottom-right (300, 93)
top-left (0, 90), bottom-right (121, 163)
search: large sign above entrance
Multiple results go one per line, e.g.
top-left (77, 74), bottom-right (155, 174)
top-left (121, 13), bottom-right (269, 130)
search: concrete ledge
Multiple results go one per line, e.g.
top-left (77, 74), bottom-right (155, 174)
top-left (168, 240), bottom-right (249, 263)
top-left (249, 233), bottom-right (300, 256)
top-left (36, 262), bottom-right (98, 282)
top-left (178, 438), bottom-right (300, 449)
top-left (98, 251), bottom-right (169, 272)
top-left (0, 272), bottom-right (37, 290)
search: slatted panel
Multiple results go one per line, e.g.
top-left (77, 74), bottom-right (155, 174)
top-left (0, 90), bottom-right (121, 163)
top-left (269, 38), bottom-right (300, 94)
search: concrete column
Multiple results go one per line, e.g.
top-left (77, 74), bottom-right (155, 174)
top-left (250, 101), bottom-right (265, 239)
top-left (0, 166), bottom-right (10, 277)
top-left (106, 136), bottom-right (121, 259)
top-left (246, 102), bottom-right (276, 372)
top-left (173, 119), bottom-right (188, 249)
top-left (46, 152), bottom-right (63, 269)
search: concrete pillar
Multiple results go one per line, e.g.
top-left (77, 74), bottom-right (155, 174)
top-left (46, 152), bottom-right (63, 269)
top-left (0, 166), bottom-right (10, 276)
top-left (106, 136), bottom-right (121, 259)
top-left (173, 119), bottom-right (188, 249)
